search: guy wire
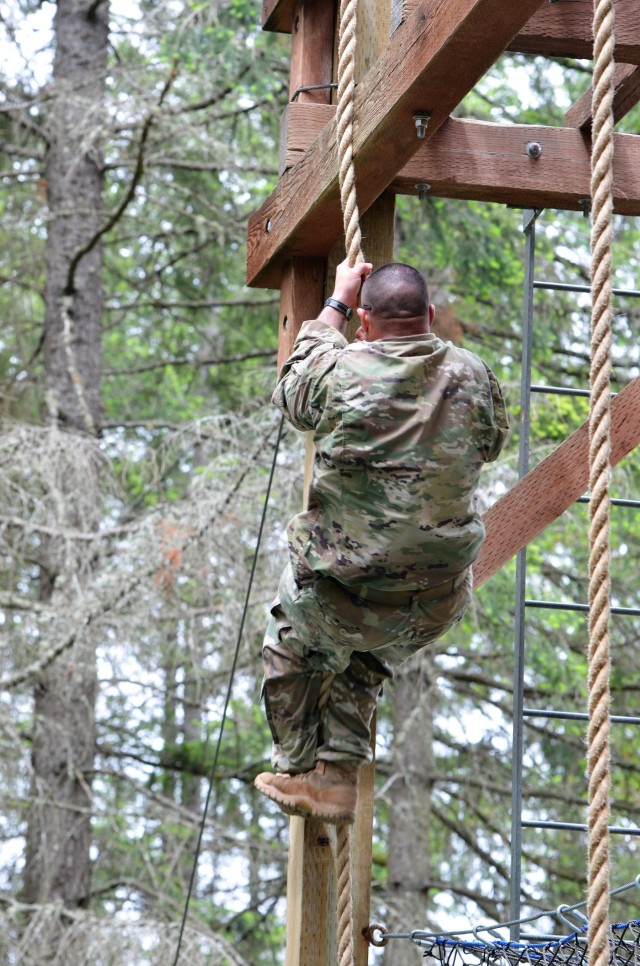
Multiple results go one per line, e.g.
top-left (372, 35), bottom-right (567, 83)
top-left (172, 412), bottom-right (286, 965)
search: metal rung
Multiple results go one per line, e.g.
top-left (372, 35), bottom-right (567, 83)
top-left (530, 384), bottom-right (618, 399)
top-left (576, 496), bottom-right (640, 508)
top-left (533, 280), bottom-right (640, 299)
top-left (522, 820), bottom-right (640, 836)
top-left (523, 709), bottom-right (640, 725)
top-left (530, 384), bottom-right (591, 398)
top-left (525, 599), bottom-right (640, 617)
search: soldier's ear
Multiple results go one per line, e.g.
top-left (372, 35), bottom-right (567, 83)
top-left (427, 304), bottom-right (436, 329)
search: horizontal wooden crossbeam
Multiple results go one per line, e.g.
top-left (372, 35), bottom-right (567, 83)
top-left (474, 378), bottom-right (640, 590)
top-left (508, 0), bottom-right (640, 64)
top-left (262, 0), bottom-right (297, 32)
top-left (394, 118), bottom-right (640, 214)
top-left (565, 63), bottom-right (640, 131)
top-left (264, 0), bottom-right (640, 65)
top-left (282, 106), bottom-right (640, 218)
top-left (248, 0), bottom-right (548, 288)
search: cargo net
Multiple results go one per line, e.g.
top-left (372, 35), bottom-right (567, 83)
top-left (415, 920), bottom-right (640, 966)
top-left (372, 877), bottom-right (640, 965)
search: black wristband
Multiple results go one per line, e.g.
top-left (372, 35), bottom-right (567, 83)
top-left (324, 297), bottom-right (353, 320)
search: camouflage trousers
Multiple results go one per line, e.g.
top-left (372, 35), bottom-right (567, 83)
top-left (262, 562), bottom-right (472, 772)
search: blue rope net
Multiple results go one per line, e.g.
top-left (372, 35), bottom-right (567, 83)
top-left (416, 921), bottom-right (640, 966)
top-left (375, 877), bottom-right (640, 965)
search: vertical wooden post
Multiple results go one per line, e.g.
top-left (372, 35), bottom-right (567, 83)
top-left (279, 7), bottom-right (337, 959)
top-left (280, 3), bottom-right (395, 964)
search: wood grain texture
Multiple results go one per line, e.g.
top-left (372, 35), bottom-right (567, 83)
top-left (247, 0), bottom-right (549, 288)
top-left (508, 0), bottom-right (640, 64)
top-left (266, 0), bottom-right (640, 54)
top-left (286, 818), bottom-right (338, 966)
top-left (565, 63), bottom-right (640, 131)
top-left (474, 378), bottom-right (640, 590)
top-left (282, 110), bottom-right (640, 215)
top-left (263, 0), bottom-right (298, 33)
top-left (280, 102), bottom-right (335, 172)
top-left (289, 1), bottom-right (335, 100)
top-left (395, 118), bottom-right (640, 215)
top-left (278, 259), bottom-right (326, 370)
top-left (352, 728), bottom-right (377, 966)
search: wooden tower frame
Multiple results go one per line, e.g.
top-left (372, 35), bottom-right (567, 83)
top-left (246, 2), bottom-right (640, 963)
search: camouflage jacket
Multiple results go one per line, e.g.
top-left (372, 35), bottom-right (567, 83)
top-left (273, 318), bottom-right (509, 594)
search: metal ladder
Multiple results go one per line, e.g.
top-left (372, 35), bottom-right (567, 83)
top-left (509, 209), bottom-right (640, 938)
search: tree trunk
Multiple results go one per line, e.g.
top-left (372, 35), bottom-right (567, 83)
top-left (181, 655), bottom-right (203, 887)
top-left (23, 0), bottom-right (107, 915)
top-left (384, 649), bottom-right (436, 966)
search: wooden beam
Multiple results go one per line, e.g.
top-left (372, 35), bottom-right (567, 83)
top-left (278, 259), bottom-right (326, 369)
top-left (247, 0), bottom-right (549, 288)
top-left (394, 118), bottom-right (640, 215)
top-left (474, 378), bottom-right (640, 590)
top-left (286, 818), bottom-right (338, 966)
top-left (288, 1), bottom-right (335, 101)
top-left (279, 9), bottom-right (339, 958)
top-left (266, 0), bottom-right (640, 56)
top-left (281, 108), bottom-right (640, 215)
top-left (263, 0), bottom-right (297, 33)
top-left (564, 63), bottom-right (640, 132)
top-left (508, 0), bottom-right (640, 64)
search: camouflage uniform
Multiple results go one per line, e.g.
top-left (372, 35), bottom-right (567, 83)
top-left (263, 318), bottom-right (509, 772)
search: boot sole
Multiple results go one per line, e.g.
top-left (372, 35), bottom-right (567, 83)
top-left (254, 775), bottom-right (355, 825)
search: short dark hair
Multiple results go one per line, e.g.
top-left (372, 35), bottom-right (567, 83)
top-left (360, 263), bottom-right (429, 319)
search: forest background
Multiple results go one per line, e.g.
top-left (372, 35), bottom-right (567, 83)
top-left (0, 1), bottom-right (639, 964)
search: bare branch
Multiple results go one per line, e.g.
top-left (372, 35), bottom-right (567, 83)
top-left (0, 84), bottom-right (49, 144)
top-left (103, 348), bottom-right (277, 377)
top-left (0, 139), bottom-right (44, 161)
top-left (104, 296), bottom-right (278, 312)
top-left (1, 420), bottom-right (281, 691)
top-left (64, 64), bottom-right (178, 296)
top-left (0, 513), bottom-right (133, 541)
top-left (0, 591), bottom-right (48, 612)
top-left (165, 63), bottom-right (252, 116)
top-left (104, 157), bottom-right (278, 176)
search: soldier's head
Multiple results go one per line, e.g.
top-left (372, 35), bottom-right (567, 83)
top-left (357, 262), bottom-right (435, 340)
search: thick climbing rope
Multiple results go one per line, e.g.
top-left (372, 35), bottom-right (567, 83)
top-left (331, 0), bottom-right (366, 962)
top-left (588, 0), bottom-right (616, 964)
top-left (337, 0), bottom-right (365, 268)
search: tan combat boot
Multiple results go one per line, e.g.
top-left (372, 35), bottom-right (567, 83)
top-left (254, 760), bottom-right (358, 824)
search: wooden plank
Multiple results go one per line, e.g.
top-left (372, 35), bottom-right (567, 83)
top-left (352, 754), bottom-right (377, 966)
top-left (279, 11), bottom-right (338, 960)
top-left (508, 0), bottom-right (640, 64)
top-left (564, 63), bottom-right (640, 132)
top-left (282, 109), bottom-right (640, 215)
top-left (280, 102), bottom-right (335, 174)
top-left (285, 819), bottom-right (338, 966)
top-left (247, 0), bottom-right (549, 288)
top-left (394, 118), bottom-right (640, 216)
top-left (278, 259), bottom-right (326, 370)
top-left (391, 0), bottom-right (419, 33)
top-left (267, 0), bottom-right (640, 53)
top-left (474, 378), bottom-right (640, 590)
top-left (263, 0), bottom-right (298, 33)
top-left (289, 1), bottom-right (335, 100)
